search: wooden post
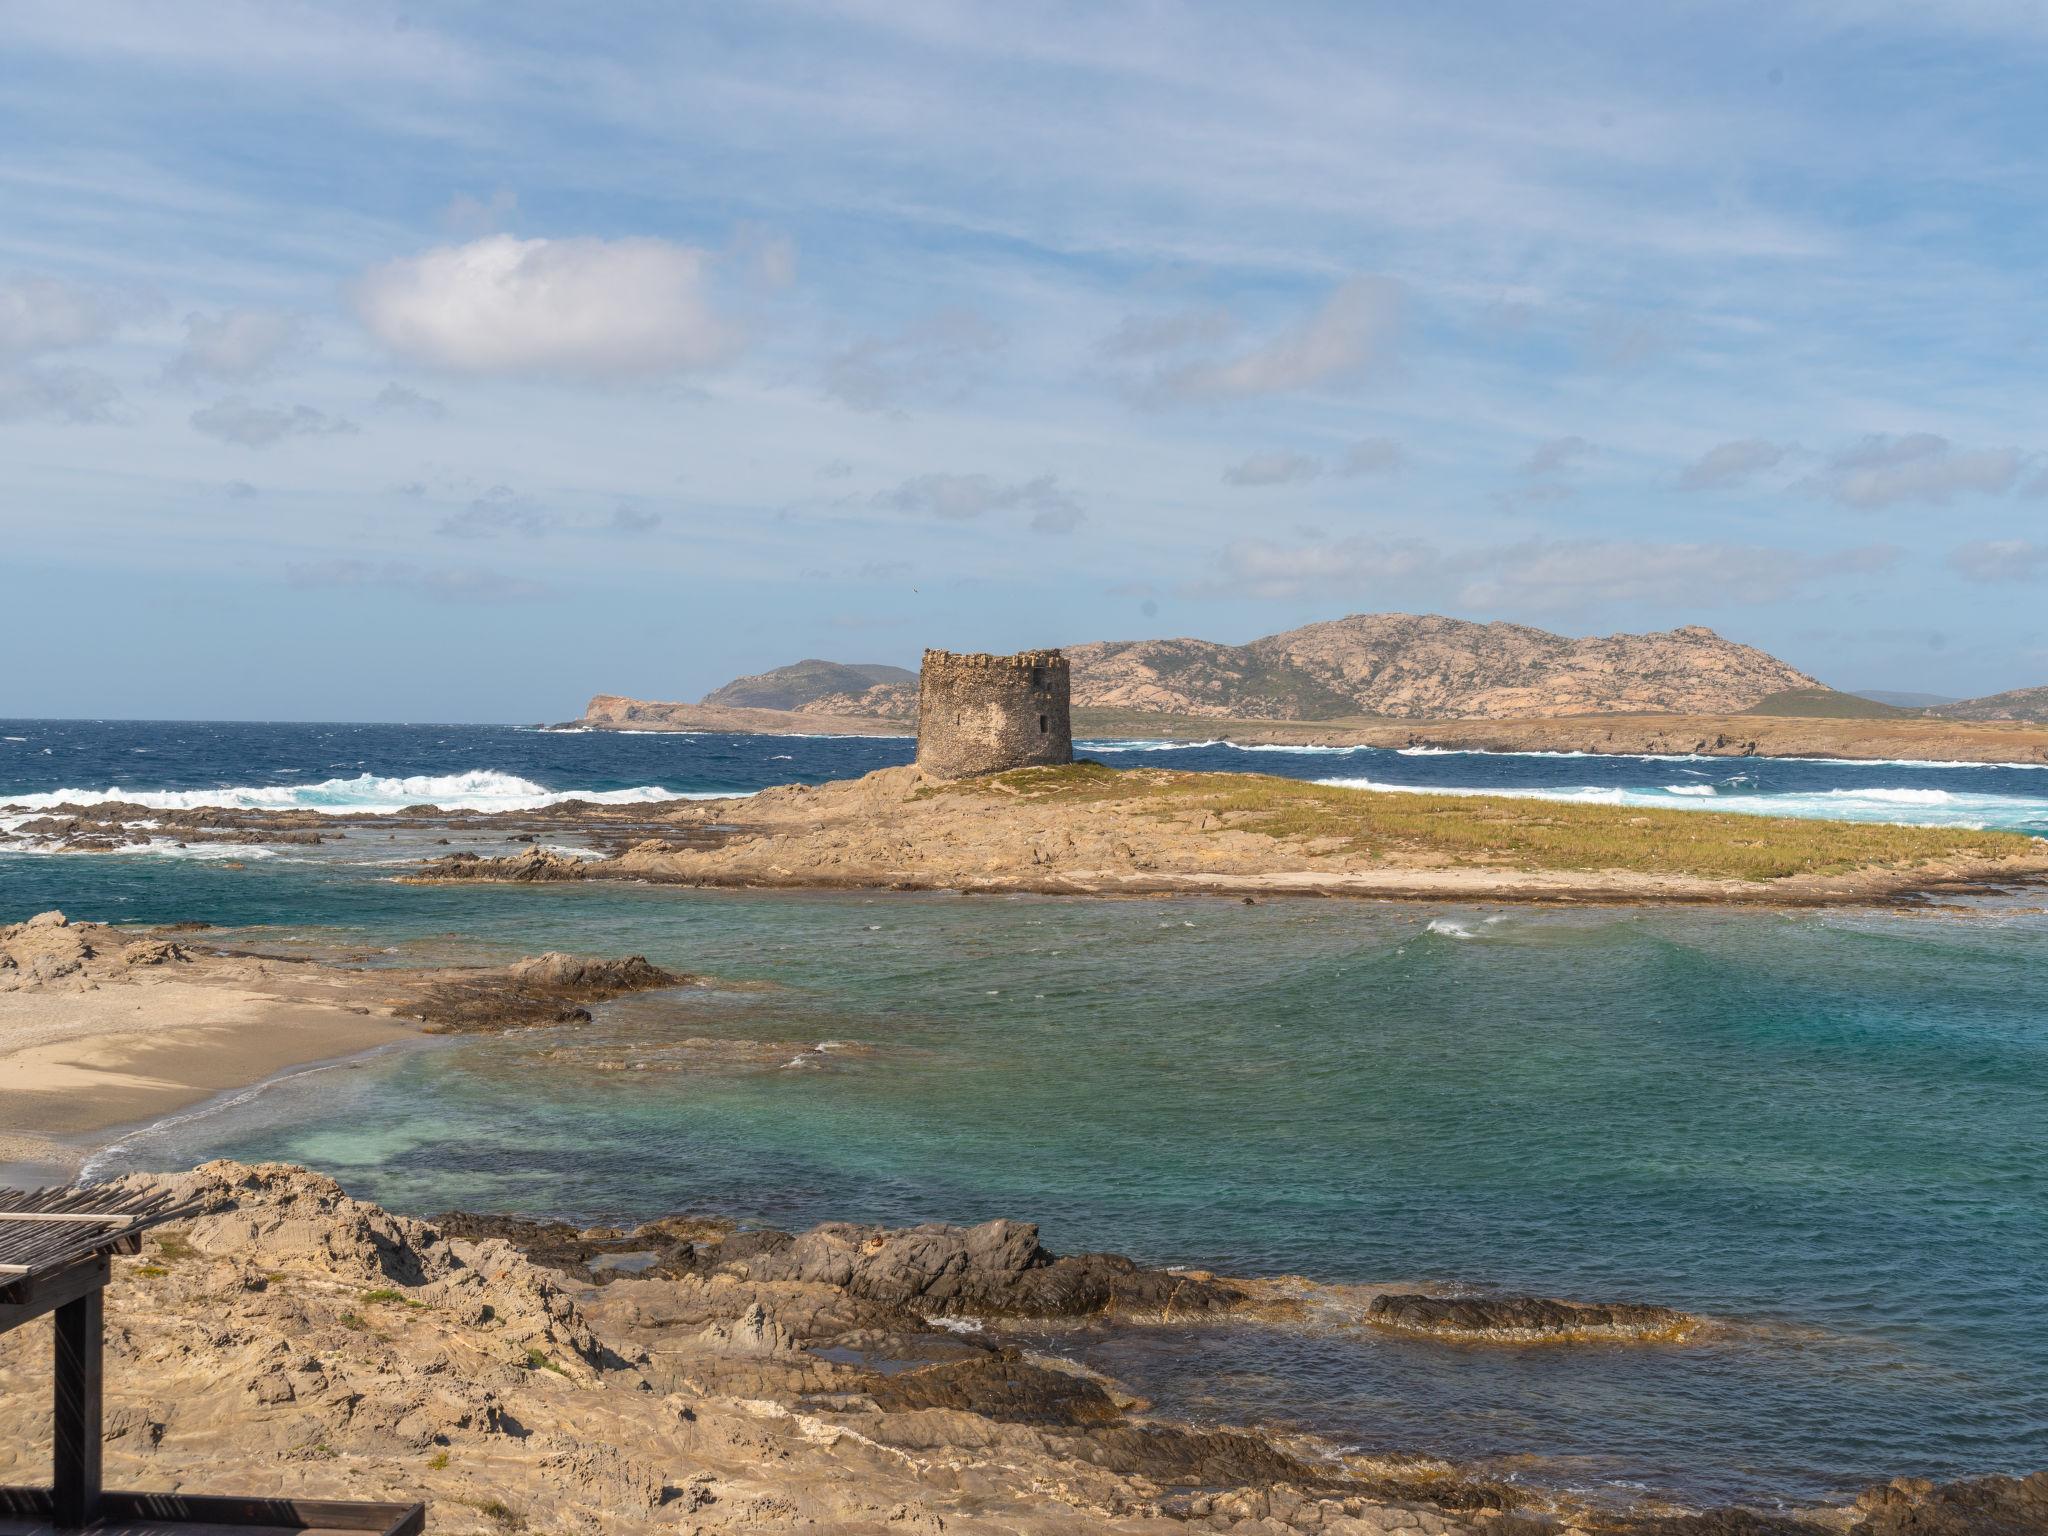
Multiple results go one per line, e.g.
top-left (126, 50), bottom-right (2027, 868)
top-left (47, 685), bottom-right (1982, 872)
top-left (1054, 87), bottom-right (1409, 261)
top-left (51, 1290), bottom-right (102, 1529)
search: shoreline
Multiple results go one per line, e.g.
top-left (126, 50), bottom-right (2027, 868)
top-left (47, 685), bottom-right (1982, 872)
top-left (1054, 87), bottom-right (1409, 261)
top-left (568, 698), bottom-right (2048, 765)
top-left (0, 916), bottom-right (690, 1181)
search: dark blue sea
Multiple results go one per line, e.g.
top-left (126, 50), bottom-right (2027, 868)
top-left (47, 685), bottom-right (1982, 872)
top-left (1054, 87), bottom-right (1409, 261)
top-left (3, 720), bottom-right (2046, 1510)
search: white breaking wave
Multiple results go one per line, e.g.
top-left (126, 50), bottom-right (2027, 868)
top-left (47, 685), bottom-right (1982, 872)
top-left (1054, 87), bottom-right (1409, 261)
top-left (1315, 776), bottom-right (2048, 832)
top-left (0, 769), bottom-right (715, 818)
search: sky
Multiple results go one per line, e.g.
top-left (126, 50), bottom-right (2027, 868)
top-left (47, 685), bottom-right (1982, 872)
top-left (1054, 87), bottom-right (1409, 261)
top-left (5, 1), bottom-right (2048, 721)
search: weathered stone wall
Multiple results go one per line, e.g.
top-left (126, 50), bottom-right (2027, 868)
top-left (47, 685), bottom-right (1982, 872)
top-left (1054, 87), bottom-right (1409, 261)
top-left (916, 649), bottom-right (1073, 777)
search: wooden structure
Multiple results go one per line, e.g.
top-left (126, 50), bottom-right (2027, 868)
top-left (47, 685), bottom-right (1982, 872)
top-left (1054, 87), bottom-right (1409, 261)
top-left (0, 1186), bottom-right (422, 1536)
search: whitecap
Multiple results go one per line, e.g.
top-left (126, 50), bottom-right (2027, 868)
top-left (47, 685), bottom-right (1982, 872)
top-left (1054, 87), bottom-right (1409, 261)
top-left (1424, 918), bottom-right (1473, 939)
top-left (1314, 775), bottom-right (2046, 832)
top-left (0, 770), bottom-right (720, 817)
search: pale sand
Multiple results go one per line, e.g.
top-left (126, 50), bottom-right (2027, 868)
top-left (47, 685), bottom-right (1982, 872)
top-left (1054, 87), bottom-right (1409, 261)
top-left (0, 981), bottom-right (415, 1177)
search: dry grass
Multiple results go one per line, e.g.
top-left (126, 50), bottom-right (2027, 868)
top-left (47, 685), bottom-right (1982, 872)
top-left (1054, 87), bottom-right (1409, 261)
top-left (977, 764), bottom-right (2036, 881)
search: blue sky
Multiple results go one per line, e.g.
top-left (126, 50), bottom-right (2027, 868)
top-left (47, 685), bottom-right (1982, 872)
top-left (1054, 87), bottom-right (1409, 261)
top-left (4, 1), bottom-right (2048, 720)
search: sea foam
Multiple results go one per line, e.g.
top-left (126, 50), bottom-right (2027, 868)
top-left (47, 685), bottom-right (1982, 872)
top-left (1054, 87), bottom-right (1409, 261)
top-left (0, 769), bottom-right (705, 818)
top-left (1314, 776), bottom-right (2047, 832)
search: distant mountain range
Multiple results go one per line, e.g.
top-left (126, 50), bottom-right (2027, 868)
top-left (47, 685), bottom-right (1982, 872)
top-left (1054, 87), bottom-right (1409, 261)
top-left (619, 613), bottom-right (2048, 727)
top-left (677, 615), bottom-right (1819, 722)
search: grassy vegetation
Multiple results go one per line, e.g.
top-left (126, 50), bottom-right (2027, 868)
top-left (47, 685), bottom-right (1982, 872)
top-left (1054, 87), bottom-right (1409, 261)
top-left (523, 1346), bottom-right (566, 1375)
top-left (979, 763), bottom-right (2037, 881)
top-left (1743, 687), bottom-right (1913, 719)
top-left (361, 1286), bottom-right (426, 1309)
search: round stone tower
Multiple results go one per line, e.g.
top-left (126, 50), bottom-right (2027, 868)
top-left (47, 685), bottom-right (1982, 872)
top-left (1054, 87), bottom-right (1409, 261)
top-left (915, 648), bottom-right (1073, 778)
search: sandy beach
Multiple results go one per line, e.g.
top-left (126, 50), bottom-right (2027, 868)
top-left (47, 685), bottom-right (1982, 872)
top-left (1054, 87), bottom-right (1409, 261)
top-left (0, 914), bottom-right (687, 1179)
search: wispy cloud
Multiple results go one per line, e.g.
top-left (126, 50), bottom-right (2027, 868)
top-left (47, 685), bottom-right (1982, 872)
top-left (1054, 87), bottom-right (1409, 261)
top-left (875, 471), bottom-right (1082, 532)
top-left (1807, 433), bottom-right (2023, 509)
top-left (435, 485), bottom-right (662, 539)
top-left (283, 559), bottom-right (547, 602)
top-left (1680, 438), bottom-right (1792, 491)
top-left (1201, 534), bottom-right (1897, 609)
top-left (1138, 277), bottom-right (1403, 403)
top-left (166, 308), bottom-right (307, 383)
top-left (189, 396), bottom-right (357, 447)
top-left (823, 309), bottom-right (1004, 413)
top-left (1949, 539), bottom-right (2048, 583)
top-left (0, 365), bottom-right (122, 423)
top-left (374, 381), bottom-right (448, 419)
top-left (1222, 451), bottom-right (1320, 486)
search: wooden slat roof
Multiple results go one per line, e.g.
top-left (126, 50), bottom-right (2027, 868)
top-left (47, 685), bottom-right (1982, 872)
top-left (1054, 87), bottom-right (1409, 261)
top-left (0, 1185), bottom-right (198, 1281)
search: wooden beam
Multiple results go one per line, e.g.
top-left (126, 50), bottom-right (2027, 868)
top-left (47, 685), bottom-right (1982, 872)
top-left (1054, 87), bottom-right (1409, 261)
top-left (0, 1211), bottom-right (139, 1226)
top-left (51, 1290), bottom-right (103, 1529)
top-left (0, 1254), bottom-right (109, 1334)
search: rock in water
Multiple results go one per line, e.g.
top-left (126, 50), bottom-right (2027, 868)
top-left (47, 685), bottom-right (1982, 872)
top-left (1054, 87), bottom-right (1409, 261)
top-left (1368, 1292), bottom-right (1695, 1343)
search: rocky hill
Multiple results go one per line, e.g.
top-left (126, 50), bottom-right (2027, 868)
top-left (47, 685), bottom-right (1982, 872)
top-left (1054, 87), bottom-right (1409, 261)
top-left (1064, 615), bottom-right (1819, 720)
top-left (701, 659), bottom-right (918, 719)
top-left (1931, 685), bottom-right (2048, 724)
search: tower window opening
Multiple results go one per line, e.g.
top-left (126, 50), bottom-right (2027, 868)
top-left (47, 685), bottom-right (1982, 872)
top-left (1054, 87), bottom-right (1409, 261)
top-left (1039, 714), bottom-right (1048, 733)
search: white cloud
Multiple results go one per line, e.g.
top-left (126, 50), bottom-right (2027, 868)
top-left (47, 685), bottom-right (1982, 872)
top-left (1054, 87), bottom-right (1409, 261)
top-left (0, 365), bottom-right (122, 423)
top-left (1949, 539), bottom-right (2048, 582)
top-left (823, 309), bottom-right (1003, 413)
top-left (1146, 277), bottom-right (1403, 402)
top-left (1340, 437), bottom-right (1406, 476)
top-left (876, 472), bottom-right (1083, 532)
top-left (354, 235), bottom-right (738, 377)
top-left (167, 308), bottom-right (306, 383)
top-left (1808, 433), bottom-right (2022, 508)
top-left (0, 274), bottom-right (127, 360)
top-left (1223, 451), bottom-right (1321, 486)
top-left (190, 396), bottom-right (357, 447)
top-left (1680, 438), bottom-right (1792, 491)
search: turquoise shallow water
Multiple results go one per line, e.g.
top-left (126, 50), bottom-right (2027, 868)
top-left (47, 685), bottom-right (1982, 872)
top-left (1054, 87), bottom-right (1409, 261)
top-left (6, 722), bottom-right (2047, 1509)
top-left (38, 876), bottom-right (2047, 1510)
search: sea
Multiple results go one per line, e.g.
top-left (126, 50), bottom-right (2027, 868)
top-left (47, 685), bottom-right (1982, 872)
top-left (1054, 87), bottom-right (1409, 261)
top-left (3, 719), bottom-right (2046, 1511)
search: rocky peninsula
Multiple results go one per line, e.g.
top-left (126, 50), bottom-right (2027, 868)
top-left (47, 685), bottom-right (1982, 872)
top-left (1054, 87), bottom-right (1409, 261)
top-left (411, 763), bottom-right (2048, 908)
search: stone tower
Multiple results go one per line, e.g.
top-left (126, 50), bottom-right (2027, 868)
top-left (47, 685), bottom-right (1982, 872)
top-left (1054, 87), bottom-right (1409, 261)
top-left (915, 648), bottom-right (1073, 778)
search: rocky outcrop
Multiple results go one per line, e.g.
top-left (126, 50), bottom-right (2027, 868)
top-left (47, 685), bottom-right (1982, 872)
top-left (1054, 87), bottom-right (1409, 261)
top-left (0, 909), bottom-right (97, 990)
top-left (738, 1218), bottom-right (1247, 1318)
top-left (409, 847), bottom-right (594, 883)
top-left (1368, 1294), bottom-right (1697, 1344)
top-left (408, 952), bottom-right (686, 1033)
top-left (1848, 1471), bottom-right (2048, 1535)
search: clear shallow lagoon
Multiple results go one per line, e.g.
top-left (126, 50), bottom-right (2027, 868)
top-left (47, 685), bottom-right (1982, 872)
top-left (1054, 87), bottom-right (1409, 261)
top-left (4, 721), bottom-right (2047, 1507)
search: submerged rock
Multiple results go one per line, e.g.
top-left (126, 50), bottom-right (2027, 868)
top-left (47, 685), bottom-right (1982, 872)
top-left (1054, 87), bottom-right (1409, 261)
top-left (408, 950), bottom-right (686, 1033)
top-left (1368, 1293), bottom-right (1696, 1343)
